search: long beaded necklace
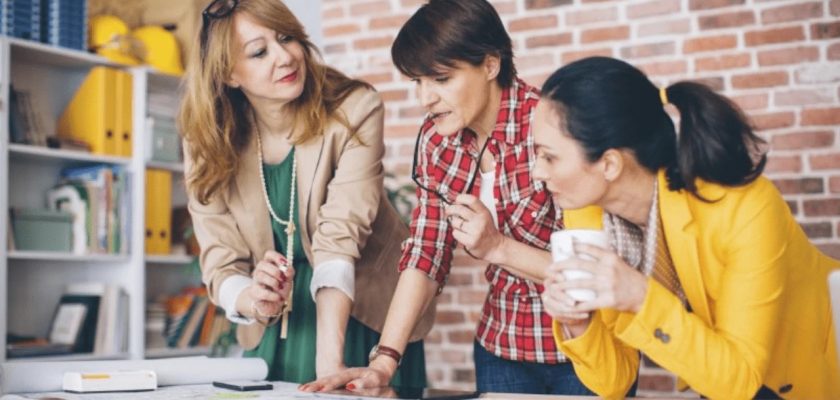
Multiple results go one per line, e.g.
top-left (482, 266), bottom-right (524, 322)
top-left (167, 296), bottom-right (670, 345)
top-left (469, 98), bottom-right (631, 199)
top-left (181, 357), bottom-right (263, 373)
top-left (255, 124), bottom-right (295, 339)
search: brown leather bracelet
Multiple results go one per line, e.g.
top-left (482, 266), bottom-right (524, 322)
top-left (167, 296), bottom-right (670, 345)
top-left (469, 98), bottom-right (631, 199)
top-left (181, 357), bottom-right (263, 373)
top-left (368, 344), bottom-right (402, 366)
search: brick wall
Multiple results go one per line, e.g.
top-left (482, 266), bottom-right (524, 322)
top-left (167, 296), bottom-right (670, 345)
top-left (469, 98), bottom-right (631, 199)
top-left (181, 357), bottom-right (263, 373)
top-left (320, 0), bottom-right (840, 396)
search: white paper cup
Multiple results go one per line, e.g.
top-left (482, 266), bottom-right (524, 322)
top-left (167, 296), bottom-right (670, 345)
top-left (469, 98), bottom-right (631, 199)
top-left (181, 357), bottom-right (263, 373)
top-left (550, 229), bottom-right (610, 302)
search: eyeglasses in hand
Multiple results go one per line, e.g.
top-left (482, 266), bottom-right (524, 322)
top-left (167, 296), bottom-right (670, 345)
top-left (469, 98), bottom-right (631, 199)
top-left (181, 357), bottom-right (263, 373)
top-left (410, 124), bottom-right (491, 206)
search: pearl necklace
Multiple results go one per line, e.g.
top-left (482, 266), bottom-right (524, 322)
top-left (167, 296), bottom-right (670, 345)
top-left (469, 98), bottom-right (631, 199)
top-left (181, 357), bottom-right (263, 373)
top-left (255, 125), bottom-right (295, 339)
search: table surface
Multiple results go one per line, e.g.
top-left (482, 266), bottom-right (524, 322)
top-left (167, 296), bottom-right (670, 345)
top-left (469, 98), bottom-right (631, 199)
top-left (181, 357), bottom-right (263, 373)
top-left (0, 381), bottom-right (623, 400)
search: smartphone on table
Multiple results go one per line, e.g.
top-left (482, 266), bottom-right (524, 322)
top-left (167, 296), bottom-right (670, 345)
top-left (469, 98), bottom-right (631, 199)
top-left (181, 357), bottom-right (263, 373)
top-left (212, 380), bottom-right (274, 391)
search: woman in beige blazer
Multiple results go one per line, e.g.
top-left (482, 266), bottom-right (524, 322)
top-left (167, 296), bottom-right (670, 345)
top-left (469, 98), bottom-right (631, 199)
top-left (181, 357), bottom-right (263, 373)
top-left (178, 0), bottom-right (434, 385)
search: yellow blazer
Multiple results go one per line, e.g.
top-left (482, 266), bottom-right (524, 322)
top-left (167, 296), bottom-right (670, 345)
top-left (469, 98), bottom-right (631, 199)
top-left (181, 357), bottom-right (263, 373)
top-left (186, 88), bottom-right (435, 349)
top-left (555, 170), bottom-right (840, 399)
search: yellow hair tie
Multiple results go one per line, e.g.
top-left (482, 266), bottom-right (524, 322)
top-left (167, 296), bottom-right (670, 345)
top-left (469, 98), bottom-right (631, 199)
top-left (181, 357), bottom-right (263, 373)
top-left (659, 87), bottom-right (669, 105)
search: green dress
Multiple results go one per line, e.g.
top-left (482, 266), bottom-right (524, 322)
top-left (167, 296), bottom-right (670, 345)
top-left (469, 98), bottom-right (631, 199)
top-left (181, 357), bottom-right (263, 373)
top-left (243, 147), bottom-right (426, 387)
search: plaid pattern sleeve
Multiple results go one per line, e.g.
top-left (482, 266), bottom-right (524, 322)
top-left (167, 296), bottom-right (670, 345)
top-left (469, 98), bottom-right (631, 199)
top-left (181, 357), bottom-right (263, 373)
top-left (399, 79), bottom-right (567, 363)
top-left (398, 119), bottom-right (459, 285)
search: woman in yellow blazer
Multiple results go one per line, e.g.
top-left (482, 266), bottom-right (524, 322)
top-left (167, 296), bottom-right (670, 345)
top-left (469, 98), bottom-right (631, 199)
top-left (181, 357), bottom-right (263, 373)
top-left (531, 57), bottom-right (840, 399)
top-left (178, 0), bottom-right (433, 385)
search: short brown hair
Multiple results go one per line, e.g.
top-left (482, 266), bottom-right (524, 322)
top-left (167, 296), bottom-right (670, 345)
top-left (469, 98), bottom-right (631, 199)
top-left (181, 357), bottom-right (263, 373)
top-left (391, 0), bottom-right (516, 87)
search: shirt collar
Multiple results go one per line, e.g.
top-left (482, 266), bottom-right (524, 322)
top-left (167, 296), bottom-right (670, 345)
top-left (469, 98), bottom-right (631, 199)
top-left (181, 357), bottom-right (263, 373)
top-left (493, 77), bottom-right (530, 146)
top-left (449, 77), bottom-right (534, 147)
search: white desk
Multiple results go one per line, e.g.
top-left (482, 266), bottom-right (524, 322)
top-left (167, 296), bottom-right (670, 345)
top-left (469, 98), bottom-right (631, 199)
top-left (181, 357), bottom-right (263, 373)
top-left (0, 381), bottom-right (596, 400)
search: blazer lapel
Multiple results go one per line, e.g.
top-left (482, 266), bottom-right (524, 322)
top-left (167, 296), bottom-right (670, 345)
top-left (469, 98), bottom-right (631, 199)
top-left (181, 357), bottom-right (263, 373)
top-left (658, 171), bottom-right (712, 322)
top-left (235, 133), bottom-right (273, 259)
top-left (293, 134), bottom-right (325, 262)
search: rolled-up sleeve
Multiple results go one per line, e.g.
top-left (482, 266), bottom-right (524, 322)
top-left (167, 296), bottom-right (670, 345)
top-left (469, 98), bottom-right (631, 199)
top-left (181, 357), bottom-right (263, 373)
top-left (398, 124), bottom-right (455, 287)
top-left (310, 88), bottom-right (386, 272)
top-left (184, 145), bottom-right (254, 309)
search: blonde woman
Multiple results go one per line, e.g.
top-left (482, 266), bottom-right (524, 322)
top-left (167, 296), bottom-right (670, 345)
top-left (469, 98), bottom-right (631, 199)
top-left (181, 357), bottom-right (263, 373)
top-left (178, 0), bottom-right (433, 385)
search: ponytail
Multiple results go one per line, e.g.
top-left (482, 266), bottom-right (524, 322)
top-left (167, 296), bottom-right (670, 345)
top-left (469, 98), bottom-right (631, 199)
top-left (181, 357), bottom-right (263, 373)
top-left (664, 82), bottom-right (766, 196)
top-left (541, 57), bottom-right (766, 201)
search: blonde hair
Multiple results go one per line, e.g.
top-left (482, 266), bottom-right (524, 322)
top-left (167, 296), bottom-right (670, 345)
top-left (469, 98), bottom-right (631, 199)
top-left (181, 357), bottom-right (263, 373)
top-left (179, 0), bottom-right (370, 205)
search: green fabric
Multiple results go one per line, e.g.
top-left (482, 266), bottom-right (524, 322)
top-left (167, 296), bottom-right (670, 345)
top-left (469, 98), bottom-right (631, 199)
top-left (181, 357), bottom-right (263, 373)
top-left (243, 148), bottom-right (426, 387)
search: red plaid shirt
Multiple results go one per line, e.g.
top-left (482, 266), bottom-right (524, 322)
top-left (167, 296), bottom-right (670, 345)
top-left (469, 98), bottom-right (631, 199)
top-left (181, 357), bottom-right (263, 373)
top-left (398, 79), bottom-right (566, 363)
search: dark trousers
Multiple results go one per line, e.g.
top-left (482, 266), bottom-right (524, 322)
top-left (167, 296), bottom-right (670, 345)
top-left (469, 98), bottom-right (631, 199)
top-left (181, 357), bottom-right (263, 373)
top-left (473, 341), bottom-right (638, 396)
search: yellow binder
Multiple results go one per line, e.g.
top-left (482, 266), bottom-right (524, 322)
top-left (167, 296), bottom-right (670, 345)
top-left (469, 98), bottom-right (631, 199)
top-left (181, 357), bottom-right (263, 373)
top-left (145, 169), bottom-right (172, 255)
top-left (115, 70), bottom-right (133, 157)
top-left (58, 67), bottom-right (119, 155)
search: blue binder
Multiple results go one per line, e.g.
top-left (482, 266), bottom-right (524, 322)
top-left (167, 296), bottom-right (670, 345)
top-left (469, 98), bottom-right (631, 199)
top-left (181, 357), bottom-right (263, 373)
top-left (41, 0), bottom-right (87, 50)
top-left (1, 0), bottom-right (42, 41)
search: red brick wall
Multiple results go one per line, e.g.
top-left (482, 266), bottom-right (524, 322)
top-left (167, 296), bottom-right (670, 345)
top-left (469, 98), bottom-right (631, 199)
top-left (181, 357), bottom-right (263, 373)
top-left (320, 0), bottom-right (840, 395)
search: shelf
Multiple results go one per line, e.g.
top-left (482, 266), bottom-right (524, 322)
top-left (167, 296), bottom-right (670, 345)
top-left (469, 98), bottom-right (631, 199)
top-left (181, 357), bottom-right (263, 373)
top-left (5, 352), bottom-right (131, 363)
top-left (148, 69), bottom-right (184, 89)
top-left (9, 143), bottom-right (132, 165)
top-left (8, 251), bottom-right (130, 263)
top-left (8, 36), bottom-right (118, 69)
top-left (145, 254), bottom-right (194, 265)
top-left (146, 160), bottom-right (185, 173)
top-left (145, 346), bottom-right (211, 359)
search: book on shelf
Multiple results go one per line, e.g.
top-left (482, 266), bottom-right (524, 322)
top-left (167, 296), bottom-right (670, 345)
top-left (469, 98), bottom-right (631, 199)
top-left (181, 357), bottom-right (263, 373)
top-left (64, 282), bottom-right (129, 355)
top-left (6, 210), bottom-right (15, 251)
top-left (162, 286), bottom-right (225, 349)
top-left (176, 296), bottom-right (208, 348)
top-left (145, 302), bottom-right (168, 350)
top-left (57, 285), bottom-right (102, 353)
top-left (51, 165), bottom-right (130, 255)
top-left (48, 303), bottom-right (88, 345)
top-left (8, 85), bottom-right (48, 146)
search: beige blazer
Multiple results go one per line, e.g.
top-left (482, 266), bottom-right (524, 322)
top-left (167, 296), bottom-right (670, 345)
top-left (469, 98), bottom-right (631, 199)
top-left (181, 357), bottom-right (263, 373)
top-left (185, 88), bottom-right (436, 350)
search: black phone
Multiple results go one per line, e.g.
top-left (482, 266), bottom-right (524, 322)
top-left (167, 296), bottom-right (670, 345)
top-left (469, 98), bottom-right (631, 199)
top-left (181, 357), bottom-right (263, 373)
top-left (212, 380), bottom-right (274, 391)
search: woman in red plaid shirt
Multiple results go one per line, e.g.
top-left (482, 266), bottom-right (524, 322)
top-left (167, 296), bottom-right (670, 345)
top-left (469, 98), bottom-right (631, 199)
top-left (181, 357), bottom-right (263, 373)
top-left (304, 0), bottom-right (630, 396)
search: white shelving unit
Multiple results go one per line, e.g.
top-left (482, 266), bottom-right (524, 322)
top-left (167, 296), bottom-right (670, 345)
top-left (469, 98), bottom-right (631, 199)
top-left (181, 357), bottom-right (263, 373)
top-left (8, 251), bottom-right (130, 263)
top-left (0, 35), bottom-right (202, 363)
top-left (9, 143), bottom-right (132, 165)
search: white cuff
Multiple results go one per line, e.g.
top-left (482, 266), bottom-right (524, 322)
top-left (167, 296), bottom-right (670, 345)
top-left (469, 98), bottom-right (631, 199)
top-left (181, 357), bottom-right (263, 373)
top-left (219, 275), bottom-right (256, 325)
top-left (310, 259), bottom-right (355, 302)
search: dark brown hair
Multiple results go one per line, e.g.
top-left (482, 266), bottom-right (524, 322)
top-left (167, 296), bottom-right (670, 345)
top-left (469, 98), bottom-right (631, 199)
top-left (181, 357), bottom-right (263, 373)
top-left (391, 0), bottom-right (516, 87)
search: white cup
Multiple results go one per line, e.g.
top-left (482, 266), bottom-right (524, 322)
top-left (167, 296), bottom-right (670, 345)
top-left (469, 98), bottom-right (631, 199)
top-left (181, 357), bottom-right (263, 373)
top-left (550, 229), bottom-right (610, 302)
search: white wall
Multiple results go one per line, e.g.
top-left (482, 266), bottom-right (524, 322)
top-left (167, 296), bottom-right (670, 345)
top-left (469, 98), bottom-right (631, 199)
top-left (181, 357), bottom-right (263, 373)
top-left (285, 0), bottom-right (322, 48)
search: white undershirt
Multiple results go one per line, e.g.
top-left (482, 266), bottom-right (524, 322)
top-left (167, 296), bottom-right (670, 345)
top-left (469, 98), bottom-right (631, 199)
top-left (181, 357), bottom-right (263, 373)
top-left (219, 259), bottom-right (355, 324)
top-left (480, 170), bottom-right (499, 228)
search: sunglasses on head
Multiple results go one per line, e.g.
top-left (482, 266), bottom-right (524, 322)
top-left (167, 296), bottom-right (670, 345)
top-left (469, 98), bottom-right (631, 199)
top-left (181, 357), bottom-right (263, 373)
top-left (200, 0), bottom-right (239, 61)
